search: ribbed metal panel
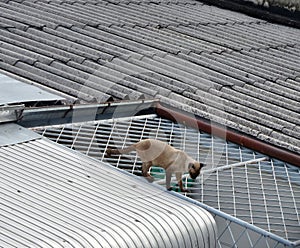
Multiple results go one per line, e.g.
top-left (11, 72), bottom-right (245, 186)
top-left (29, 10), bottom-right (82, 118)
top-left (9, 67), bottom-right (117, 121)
top-left (0, 125), bottom-right (217, 248)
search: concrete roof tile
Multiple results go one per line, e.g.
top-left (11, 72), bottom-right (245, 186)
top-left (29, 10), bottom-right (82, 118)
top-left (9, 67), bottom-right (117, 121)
top-left (26, 28), bottom-right (101, 62)
top-left (81, 59), bottom-right (104, 70)
top-left (43, 27), bottom-right (115, 61)
top-left (187, 53), bottom-right (256, 85)
top-left (16, 62), bottom-right (82, 91)
top-left (283, 127), bottom-right (300, 140)
top-left (158, 28), bottom-right (226, 54)
top-left (201, 53), bottom-right (269, 83)
top-left (241, 48), bottom-right (298, 75)
top-left (219, 52), bottom-right (284, 80)
top-left (108, 26), bottom-right (181, 54)
top-left (160, 92), bottom-right (273, 137)
top-left (92, 60), bottom-right (159, 96)
top-left (8, 1), bottom-right (76, 28)
top-left (90, 3), bottom-right (149, 27)
top-left (69, 3), bottom-right (118, 26)
top-left (6, 28), bottom-right (83, 63)
top-left (169, 25), bottom-right (241, 51)
top-left (218, 87), bottom-right (300, 126)
top-left (261, 80), bottom-right (300, 102)
top-left (201, 25), bottom-right (267, 51)
top-left (283, 78), bottom-right (300, 92)
top-left (236, 50), bottom-right (296, 78)
top-left (177, 54), bottom-right (245, 88)
top-left (0, 53), bottom-right (20, 65)
top-left (144, 55), bottom-right (212, 92)
top-left (0, 30), bottom-right (55, 65)
top-left (288, 44), bottom-right (300, 55)
top-left (238, 84), bottom-right (299, 113)
top-left (103, 60), bottom-right (177, 97)
top-left (133, 26), bottom-right (192, 54)
top-left (0, 46), bottom-right (37, 65)
top-left (270, 132), bottom-right (300, 150)
top-left (257, 133), bottom-right (300, 154)
top-left (0, 0), bottom-right (300, 155)
top-left (0, 16), bottom-right (28, 30)
top-left (252, 81), bottom-right (300, 109)
top-left (0, 3), bottom-right (55, 29)
top-left (111, 2), bottom-right (180, 27)
top-left (261, 48), bottom-right (300, 73)
top-left (185, 90), bottom-right (294, 132)
top-left (24, 1), bottom-right (98, 27)
top-left (73, 26), bottom-right (148, 56)
top-left (37, 61), bottom-right (141, 100)
top-left (0, 13), bottom-right (44, 30)
top-left (125, 56), bottom-right (184, 93)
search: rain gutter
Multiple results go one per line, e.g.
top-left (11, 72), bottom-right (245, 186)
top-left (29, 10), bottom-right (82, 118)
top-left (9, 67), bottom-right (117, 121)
top-left (155, 103), bottom-right (300, 168)
top-left (18, 99), bottom-right (158, 128)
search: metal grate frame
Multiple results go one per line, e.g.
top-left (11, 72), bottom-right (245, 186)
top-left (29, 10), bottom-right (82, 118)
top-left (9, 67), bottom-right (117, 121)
top-left (33, 115), bottom-right (300, 247)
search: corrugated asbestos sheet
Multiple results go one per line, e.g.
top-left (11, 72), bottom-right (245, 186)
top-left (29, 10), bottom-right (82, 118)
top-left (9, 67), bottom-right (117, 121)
top-left (0, 73), bottom-right (65, 106)
top-left (0, 123), bottom-right (217, 248)
top-left (33, 115), bottom-right (300, 247)
top-left (0, 0), bottom-right (299, 157)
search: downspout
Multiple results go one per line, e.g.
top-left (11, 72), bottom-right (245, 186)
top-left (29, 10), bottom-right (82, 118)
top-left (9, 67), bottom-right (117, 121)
top-left (155, 103), bottom-right (300, 168)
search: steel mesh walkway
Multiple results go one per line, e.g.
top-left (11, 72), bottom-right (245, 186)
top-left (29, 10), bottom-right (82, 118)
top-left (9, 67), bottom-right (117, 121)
top-left (33, 115), bottom-right (300, 247)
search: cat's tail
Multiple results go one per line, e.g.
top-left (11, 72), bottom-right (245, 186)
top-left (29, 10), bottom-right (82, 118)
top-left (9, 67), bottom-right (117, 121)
top-left (106, 145), bottom-right (136, 157)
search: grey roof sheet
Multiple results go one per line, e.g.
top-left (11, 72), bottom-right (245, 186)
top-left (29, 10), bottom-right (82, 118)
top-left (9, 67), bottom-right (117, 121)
top-left (0, 73), bottom-right (65, 105)
top-left (0, 123), bottom-right (40, 146)
top-left (0, 0), bottom-right (299, 155)
top-left (0, 123), bottom-right (217, 247)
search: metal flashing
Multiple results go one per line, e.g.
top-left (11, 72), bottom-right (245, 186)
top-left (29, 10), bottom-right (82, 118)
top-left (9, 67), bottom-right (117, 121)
top-left (19, 99), bottom-right (158, 128)
top-left (0, 104), bottom-right (24, 123)
top-left (0, 123), bottom-right (41, 147)
top-left (0, 74), bottom-right (65, 106)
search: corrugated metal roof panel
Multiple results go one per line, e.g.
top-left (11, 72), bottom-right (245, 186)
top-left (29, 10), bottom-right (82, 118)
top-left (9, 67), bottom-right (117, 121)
top-left (0, 124), bottom-right (217, 248)
top-left (0, 74), bottom-right (65, 106)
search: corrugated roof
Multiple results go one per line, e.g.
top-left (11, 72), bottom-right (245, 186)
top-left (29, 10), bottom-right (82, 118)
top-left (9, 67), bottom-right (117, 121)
top-left (0, 123), bottom-right (217, 248)
top-left (0, 73), bottom-right (65, 106)
top-left (32, 114), bottom-right (300, 246)
top-left (0, 0), bottom-right (299, 155)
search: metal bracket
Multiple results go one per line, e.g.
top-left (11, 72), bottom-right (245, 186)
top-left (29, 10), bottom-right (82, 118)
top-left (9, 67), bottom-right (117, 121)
top-left (0, 104), bottom-right (25, 124)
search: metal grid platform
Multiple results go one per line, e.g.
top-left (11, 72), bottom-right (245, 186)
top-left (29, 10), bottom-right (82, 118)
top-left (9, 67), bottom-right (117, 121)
top-left (33, 115), bottom-right (300, 247)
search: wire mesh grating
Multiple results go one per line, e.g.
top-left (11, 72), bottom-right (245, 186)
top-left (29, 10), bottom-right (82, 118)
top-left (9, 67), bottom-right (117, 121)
top-left (32, 115), bottom-right (300, 247)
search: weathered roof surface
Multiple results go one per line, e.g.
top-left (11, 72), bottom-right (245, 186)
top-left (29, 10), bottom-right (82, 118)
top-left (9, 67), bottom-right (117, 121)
top-left (0, 0), bottom-right (299, 155)
top-left (0, 123), bottom-right (217, 248)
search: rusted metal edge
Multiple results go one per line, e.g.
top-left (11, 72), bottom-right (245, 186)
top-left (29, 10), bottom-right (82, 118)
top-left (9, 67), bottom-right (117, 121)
top-left (155, 103), bottom-right (300, 167)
